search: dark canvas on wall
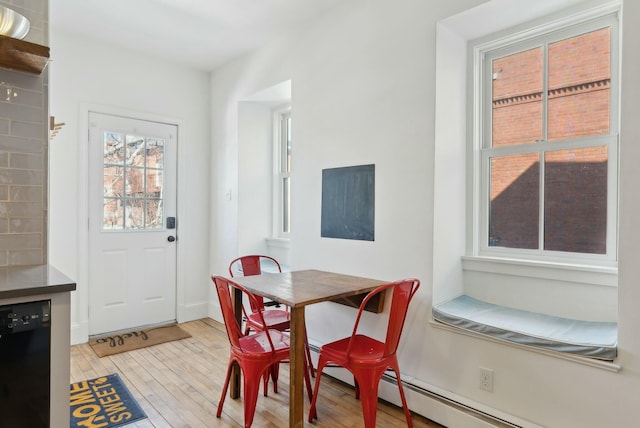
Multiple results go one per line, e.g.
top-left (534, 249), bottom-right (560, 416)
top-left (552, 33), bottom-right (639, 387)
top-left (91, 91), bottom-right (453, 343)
top-left (321, 164), bottom-right (374, 241)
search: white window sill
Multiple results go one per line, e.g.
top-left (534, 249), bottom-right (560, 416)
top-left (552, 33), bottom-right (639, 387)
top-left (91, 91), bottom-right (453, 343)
top-left (462, 255), bottom-right (617, 287)
top-left (265, 237), bottom-right (290, 249)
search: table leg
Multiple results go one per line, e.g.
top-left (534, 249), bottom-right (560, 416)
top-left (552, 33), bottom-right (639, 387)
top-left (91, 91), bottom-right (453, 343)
top-left (230, 286), bottom-right (243, 399)
top-left (289, 306), bottom-right (305, 428)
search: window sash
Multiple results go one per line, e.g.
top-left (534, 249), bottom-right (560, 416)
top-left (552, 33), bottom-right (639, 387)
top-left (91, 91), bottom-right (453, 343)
top-left (273, 108), bottom-right (291, 238)
top-left (473, 9), bottom-right (619, 266)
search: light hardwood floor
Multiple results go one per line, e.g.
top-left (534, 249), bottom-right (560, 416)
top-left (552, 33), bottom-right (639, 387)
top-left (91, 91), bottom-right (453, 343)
top-left (70, 318), bottom-right (445, 428)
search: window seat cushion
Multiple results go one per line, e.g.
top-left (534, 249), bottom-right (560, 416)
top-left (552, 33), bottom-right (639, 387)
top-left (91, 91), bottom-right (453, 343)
top-left (432, 295), bottom-right (617, 361)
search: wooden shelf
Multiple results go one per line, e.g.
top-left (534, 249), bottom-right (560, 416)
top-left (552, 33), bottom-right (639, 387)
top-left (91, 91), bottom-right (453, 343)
top-left (0, 35), bottom-right (49, 74)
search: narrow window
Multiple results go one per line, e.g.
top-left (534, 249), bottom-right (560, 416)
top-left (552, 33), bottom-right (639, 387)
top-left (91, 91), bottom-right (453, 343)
top-left (274, 108), bottom-right (291, 237)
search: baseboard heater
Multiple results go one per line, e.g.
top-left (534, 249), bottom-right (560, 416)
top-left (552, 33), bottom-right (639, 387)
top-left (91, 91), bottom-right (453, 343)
top-left (381, 373), bottom-right (521, 428)
top-left (308, 343), bottom-right (521, 428)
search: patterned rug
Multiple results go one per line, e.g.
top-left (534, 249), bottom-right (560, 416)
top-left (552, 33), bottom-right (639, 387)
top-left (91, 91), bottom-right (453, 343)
top-left (70, 373), bottom-right (147, 428)
top-left (89, 324), bottom-right (191, 357)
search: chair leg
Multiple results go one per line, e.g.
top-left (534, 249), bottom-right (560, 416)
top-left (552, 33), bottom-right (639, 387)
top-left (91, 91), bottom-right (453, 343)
top-left (351, 368), bottom-right (385, 428)
top-left (308, 356), bottom-right (328, 422)
top-left (392, 364), bottom-right (413, 428)
top-left (271, 362), bottom-right (280, 393)
top-left (304, 357), bottom-right (313, 402)
top-left (262, 369), bottom-right (270, 397)
top-left (242, 365), bottom-right (271, 428)
top-left (217, 359), bottom-right (234, 417)
top-left (304, 329), bottom-right (315, 377)
top-left (242, 377), bottom-right (261, 428)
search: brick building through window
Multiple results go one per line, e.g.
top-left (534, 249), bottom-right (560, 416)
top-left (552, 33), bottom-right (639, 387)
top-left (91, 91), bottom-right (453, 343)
top-left (488, 27), bottom-right (610, 255)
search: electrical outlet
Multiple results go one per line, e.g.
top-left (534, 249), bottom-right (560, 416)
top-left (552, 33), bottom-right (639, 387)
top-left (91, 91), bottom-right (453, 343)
top-left (479, 367), bottom-right (493, 392)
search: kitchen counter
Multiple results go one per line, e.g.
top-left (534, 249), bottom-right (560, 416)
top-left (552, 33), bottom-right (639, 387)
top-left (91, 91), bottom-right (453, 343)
top-left (0, 264), bottom-right (76, 299)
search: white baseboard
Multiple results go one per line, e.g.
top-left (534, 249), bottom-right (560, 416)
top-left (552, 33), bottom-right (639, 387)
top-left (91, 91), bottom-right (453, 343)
top-left (307, 344), bottom-right (542, 428)
top-left (70, 320), bottom-right (88, 345)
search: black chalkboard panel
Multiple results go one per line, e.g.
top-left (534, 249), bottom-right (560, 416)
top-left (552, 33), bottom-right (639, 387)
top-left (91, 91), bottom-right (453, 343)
top-left (321, 164), bottom-right (375, 241)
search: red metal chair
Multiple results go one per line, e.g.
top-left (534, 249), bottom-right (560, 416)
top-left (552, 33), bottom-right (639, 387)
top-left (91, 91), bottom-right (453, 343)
top-left (211, 275), bottom-right (312, 428)
top-left (229, 255), bottom-right (315, 392)
top-left (308, 278), bottom-right (420, 428)
top-left (228, 255), bottom-right (290, 335)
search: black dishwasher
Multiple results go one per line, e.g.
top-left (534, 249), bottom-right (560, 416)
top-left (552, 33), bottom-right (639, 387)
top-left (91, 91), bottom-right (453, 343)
top-left (0, 300), bottom-right (51, 427)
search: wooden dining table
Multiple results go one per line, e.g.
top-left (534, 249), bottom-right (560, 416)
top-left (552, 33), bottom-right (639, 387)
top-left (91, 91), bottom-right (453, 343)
top-left (228, 269), bottom-right (387, 428)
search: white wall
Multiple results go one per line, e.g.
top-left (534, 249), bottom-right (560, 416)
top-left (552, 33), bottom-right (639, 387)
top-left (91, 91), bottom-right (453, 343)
top-left (49, 30), bottom-right (211, 344)
top-left (209, 0), bottom-right (640, 427)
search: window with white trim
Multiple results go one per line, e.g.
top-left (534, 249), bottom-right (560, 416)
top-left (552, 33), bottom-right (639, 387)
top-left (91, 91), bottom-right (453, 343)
top-left (273, 107), bottom-right (291, 238)
top-left (472, 10), bottom-right (619, 268)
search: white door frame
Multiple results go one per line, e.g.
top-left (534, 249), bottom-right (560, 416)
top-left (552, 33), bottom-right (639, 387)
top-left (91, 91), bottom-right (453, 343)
top-left (75, 103), bottom-right (188, 344)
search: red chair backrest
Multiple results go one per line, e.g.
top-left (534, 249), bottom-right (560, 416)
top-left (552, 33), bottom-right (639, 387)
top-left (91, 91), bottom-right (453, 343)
top-left (212, 275), bottom-right (244, 350)
top-left (228, 255), bottom-right (282, 313)
top-left (351, 279), bottom-right (420, 358)
top-left (212, 275), bottom-right (276, 351)
top-left (228, 255), bottom-right (281, 277)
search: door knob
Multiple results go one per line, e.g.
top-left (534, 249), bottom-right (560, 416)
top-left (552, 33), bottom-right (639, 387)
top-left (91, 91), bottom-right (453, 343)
top-left (167, 235), bottom-right (176, 242)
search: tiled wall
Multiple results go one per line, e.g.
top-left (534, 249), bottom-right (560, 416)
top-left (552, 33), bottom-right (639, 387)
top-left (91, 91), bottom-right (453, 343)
top-left (0, 0), bottom-right (48, 266)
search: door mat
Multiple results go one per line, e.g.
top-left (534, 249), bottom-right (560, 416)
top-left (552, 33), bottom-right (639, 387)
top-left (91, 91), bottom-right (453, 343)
top-left (70, 373), bottom-right (147, 428)
top-left (89, 324), bottom-right (191, 357)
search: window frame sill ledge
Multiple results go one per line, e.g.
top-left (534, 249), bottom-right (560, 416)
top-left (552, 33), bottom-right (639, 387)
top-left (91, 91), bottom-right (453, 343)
top-left (265, 237), bottom-right (291, 249)
top-left (462, 255), bottom-right (617, 287)
top-left (430, 319), bottom-right (621, 372)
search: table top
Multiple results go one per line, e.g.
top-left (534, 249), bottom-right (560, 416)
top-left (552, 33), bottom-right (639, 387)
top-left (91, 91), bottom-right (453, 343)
top-left (228, 269), bottom-right (386, 308)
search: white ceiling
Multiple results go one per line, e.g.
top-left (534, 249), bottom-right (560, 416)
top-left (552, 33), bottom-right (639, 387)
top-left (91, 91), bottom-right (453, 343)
top-left (50, 0), bottom-right (346, 71)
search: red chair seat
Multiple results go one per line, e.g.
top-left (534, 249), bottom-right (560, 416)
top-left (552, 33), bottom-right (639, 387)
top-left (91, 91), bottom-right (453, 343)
top-left (238, 329), bottom-right (290, 355)
top-left (319, 334), bottom-right (386, 363)
top-left (246, 309), bottom-right (290, 332)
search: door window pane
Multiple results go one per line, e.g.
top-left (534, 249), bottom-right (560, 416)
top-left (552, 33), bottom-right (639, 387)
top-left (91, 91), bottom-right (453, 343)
top-left (126, 135), bottom-right (145, 166)
top-left (125, 167), bottom-right (145, 197)
top-left (489, 153), bottom-right (540, 249)
top-left (103, 198), bottom-right (123, 230)
top-left (146, 199), bottom-right (163, 229)
top-left (125, 199), bottom-right (145, 229)
top-left (103, 166), bottom-right (123, 197)
top-left (146, 169), bottom-right (163, 197)
top-left (104, 133), bottom-right (124, 164)
top-left (146, 138), bottom-right (164, 168)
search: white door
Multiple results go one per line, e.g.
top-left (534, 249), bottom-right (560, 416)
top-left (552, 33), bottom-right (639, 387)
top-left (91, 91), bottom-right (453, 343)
top-left (88, 112), bottom-right (178, 335)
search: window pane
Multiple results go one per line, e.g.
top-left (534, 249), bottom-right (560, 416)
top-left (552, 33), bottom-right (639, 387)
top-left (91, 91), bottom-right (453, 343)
top-left (146, 138), bottom-right (164, 169)
top-left (489, 153), bottom-right (540, 249)
top-left (282, 177), bottom-right (290, 234)
top-left (146, 169), bottom-right (163, 197)
top-left (285, 115), bottom-right (292, 172)
top-left (125, 199), bottom-right (145, 229)
top-left (544, 147), bottom-right (607, 253)
top-left (103, 198), bottom-right (123, 230)
top-left (125, 167), bottom-right (145, 198)
top-left (103, 165), bottom-right (123, 197)
top-left (104, 133), bottom-right (124, 164)
top-left (548, 28), bottom-right (610, 141)
top-left (126, 135), bottom-right (145, 166)
top-left (146, 199), bottom-right (163, 229)
top-left (492, 47), bottom-right (543, 147)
